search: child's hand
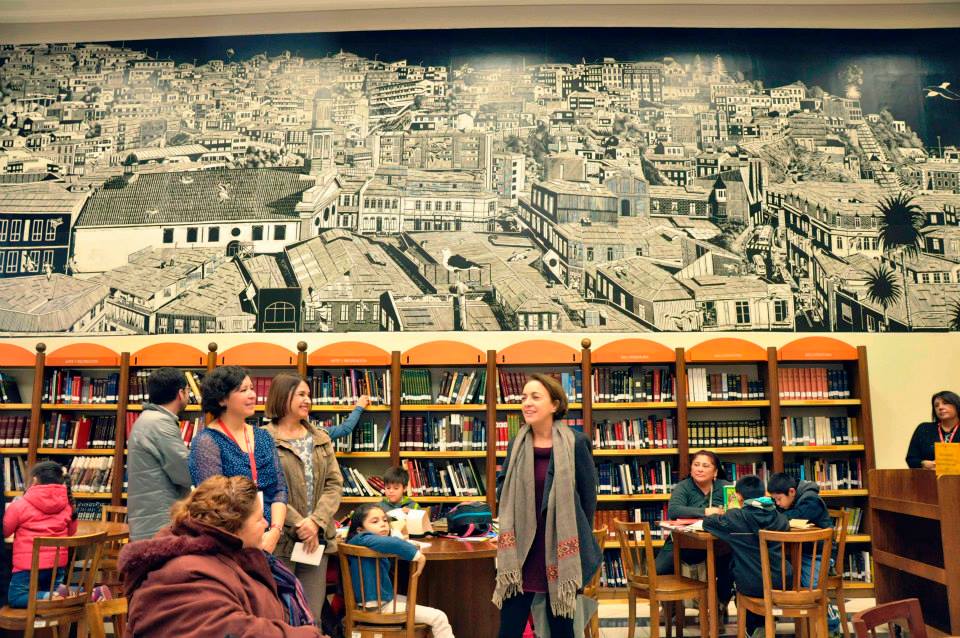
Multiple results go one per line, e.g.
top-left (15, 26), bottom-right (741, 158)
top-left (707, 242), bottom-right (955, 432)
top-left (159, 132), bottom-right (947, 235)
top-left (704, 507), bottom-right (724, 516)
top-left (357, 395), bottom-right (371, 409)
top-left (411, 551), bottom-right (427, 577)
top-left (402, 507), bottom-right (410, 514)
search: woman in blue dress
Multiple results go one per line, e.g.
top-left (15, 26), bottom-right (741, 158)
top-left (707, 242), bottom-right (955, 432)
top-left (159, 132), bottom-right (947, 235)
top-left (189, 365), bottom-right (288, 553)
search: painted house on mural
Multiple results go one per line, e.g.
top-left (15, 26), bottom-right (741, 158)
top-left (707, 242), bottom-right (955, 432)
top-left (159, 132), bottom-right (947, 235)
top-left (0, 182), bottom-right (87, 277)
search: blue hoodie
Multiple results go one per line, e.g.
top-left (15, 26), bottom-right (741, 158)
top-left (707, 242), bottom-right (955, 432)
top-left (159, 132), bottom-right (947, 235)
top-left (347, 531), bottom-right (418, 604)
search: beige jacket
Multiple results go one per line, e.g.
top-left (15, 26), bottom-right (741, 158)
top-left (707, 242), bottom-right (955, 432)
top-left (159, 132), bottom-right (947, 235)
top-left (264, 422), bottom-right (343, 556)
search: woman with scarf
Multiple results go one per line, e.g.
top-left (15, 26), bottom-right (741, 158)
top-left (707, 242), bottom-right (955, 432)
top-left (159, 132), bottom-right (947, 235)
top-left (493, 373), bottom-right (600, 638)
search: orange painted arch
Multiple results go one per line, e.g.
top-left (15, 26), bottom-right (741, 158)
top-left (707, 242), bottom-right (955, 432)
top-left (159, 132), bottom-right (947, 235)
top-left (401, 341), bottom-right (484, 366)
top-left (132, 343), bottom-right (207, 367)
top-left (685, 338), bottom-right (767, 363)
top-left (309, 342), bottom-right (391, 367)
top-left (778, 337), bottom-right (858, 361)
top-left (0, 343), bottom-right (36, 367)
top-left (498, 340), bottom-right (580, 365)
top-left (45, 343), bottom-right (119, 367)
top-left (592, 339), bottom-right (675, 364)
top-left (218, 343), bottom-right (297, 367)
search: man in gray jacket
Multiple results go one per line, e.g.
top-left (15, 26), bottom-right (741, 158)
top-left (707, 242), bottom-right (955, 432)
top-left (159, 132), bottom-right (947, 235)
top-left (127, 368), bottom-right (192, 540)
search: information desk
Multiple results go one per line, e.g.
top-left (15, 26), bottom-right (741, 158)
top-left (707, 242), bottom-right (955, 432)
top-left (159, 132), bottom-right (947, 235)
top-left (418, 537), bottom-right (499, 638)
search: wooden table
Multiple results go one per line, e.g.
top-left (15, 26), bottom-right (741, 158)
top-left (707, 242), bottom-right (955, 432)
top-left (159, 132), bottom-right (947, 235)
top-left (672, 530), bottom-right (730, 638)
top-left (76, 520), bottom-right (129, 540)
top-left (418, 537), bottom-right (498, 638)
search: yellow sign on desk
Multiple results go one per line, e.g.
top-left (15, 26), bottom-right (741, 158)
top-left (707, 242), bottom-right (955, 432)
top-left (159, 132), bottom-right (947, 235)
top-left (935, 442), bottom-right (960, 476)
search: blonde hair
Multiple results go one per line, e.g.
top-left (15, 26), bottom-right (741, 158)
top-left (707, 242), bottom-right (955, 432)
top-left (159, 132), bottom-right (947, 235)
top-left (170, 475), bottom-right (259, 534)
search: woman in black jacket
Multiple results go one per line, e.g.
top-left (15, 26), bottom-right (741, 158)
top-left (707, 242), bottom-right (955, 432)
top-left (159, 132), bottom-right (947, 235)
top-left (906, 390), bottom-right (960, 469)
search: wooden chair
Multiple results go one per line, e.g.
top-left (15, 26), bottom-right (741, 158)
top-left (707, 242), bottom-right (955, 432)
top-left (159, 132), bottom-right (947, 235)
top-left (827, 508), bottom-right (850, 638)
top-left (581, 526), bottom-right (608, 638)
top-left (99, 505), bottom-right (129, 591)
top-left (85, 597), bottom-right (127, 638)
top-left (735, 527), bottom-right (834, 638)
top-left (851, 598), bottom-right (926, 638)
top-left (337, 542), bottom-right (431, 638)
top-left (100, 506), bottom-right (128, 524)
top-left (0, 532), bottom-right (106, 638)
top-left (614, 520), bottom-right (708, 638)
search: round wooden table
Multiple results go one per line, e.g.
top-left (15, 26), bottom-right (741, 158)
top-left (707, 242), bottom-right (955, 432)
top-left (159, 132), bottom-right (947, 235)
top-left (417, 537), bottom-right (499, 638)
top-left (76, 520), bottom-right (129, 540)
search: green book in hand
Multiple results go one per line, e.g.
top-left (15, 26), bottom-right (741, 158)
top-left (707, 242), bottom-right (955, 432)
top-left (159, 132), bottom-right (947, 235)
top-left (723, 484), bottom-right (740, 510)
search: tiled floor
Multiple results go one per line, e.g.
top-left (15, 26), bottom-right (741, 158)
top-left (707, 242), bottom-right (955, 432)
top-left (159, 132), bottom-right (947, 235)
top-left (593, 597), bottom-right (877, 637)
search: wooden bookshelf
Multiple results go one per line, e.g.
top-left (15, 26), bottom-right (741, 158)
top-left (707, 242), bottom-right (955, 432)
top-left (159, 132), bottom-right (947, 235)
top-left (593, 448), bottom-right (678, 457)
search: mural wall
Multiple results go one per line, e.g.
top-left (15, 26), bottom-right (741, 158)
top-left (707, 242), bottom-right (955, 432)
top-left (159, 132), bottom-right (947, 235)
top-left (0, 27), bottom-right (959, 335)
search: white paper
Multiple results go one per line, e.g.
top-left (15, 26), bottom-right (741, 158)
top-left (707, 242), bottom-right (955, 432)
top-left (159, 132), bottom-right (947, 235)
top-left (290, 542), bottom-right (325, 566)
top-left (405, 509), bottom-right (427, 535)
top-left (387, 508), bottom-right (406, 520)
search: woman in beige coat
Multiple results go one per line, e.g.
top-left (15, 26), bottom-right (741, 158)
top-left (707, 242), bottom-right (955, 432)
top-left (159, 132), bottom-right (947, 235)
top-left (265, 373), bottom-right (344, 622)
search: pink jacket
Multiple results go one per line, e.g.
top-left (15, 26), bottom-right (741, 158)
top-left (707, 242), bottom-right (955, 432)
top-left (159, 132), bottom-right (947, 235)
top-left (2, 483), bottom-right (78, 572)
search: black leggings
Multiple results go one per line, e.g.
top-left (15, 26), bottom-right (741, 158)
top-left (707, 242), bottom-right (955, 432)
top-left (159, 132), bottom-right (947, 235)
top-left (498, 592), bottom-right (575, 638)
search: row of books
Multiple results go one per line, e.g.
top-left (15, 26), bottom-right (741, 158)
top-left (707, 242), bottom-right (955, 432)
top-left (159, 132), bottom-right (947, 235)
top-left (594, 505), bottom-right (669, 541)
top-left (65, 455), bottom-right (114, 493)
top-left (782, 416), bottom-right (859, 446)
top-left (399, 415), bottom-right (485, 452)
top-left (0, 415), bottom-right (29, 447)
top-left (597, 459), bottom-right (676, 495)
top-left (42, 372), bottom-right (121, 404)
top-left (719, 461), bottom-right (770, 484)
top-left (498, 370), bottom-right (582, 404)
top-left (41, 414), bottom-right (116, 449)
top-left (403, 458), bottom-right (486, 497)
top-left (495, 413), bottom-right (522, 452)
top-left (843, 550), bottom-right (873, 583)
top-left (845, 506), bottom-right (865, 535)
top-left (599, 550), bottom-right (629, 588)
top-left (592, 367), bottom-right (675, 403)
top-left (74, 501), bottom-right (105, 521)
top-left (179, 417), bottom-right (205, 446)
top-left (435, 370), bottom-right (486, 405)
top-left (2, 456), bottom-right (26, 491)
top-left (686, 368), bottom-right (765, 402)
top-left (0, 372), bottom-right (23, 403)
top-left (593, 416), bottom-right (677, 450)
top-left (339, 465), bottom-right (385, 497)
top-left (328, 417), bottom-right (390, 453)
top-left (784, 458), bottom-right (863, 490)
top-left (689, 420), bottom-right (769, 448)
top-left (128, 369), bottom-right (203, 404)
top-left (308, 369), bottom-right (390, 405)
top-left (778, 367), bottom-right (851, 400)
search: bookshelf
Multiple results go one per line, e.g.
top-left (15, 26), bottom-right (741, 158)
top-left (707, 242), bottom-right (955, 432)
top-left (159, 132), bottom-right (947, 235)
top-left (0, 343), bottom-right (38, 497)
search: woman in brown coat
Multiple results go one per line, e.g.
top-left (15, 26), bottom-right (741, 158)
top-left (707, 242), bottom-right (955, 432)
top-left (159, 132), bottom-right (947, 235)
top-left (265, 373), bottom-right (345, 621)
top-left (118, 475), bottom-right (322, 638)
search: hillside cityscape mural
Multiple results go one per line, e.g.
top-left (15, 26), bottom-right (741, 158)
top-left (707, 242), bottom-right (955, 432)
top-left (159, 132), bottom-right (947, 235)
top-left (0, 28), bottom-right (959, 335)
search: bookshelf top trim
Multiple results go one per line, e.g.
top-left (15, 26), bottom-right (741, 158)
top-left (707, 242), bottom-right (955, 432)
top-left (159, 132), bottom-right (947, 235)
top-left (308, 341), bottom-right (391, 367)
top-left (401, 341), bottom-right (485, 366)
top-left (0, 343), bottom-right (35, 367)
top-left (46, 343), bottom-right (120, 367)
top-left (132, 343), bottom-right (207, 367)
top-left (684, 338), bottom-right (767, 363)
top-left (219, 343), bottom-right (297, 367)
top-left (778, 337), bottom-right (858, 362)
top-left (497, 340), bottom-right (580, 365)
top-left (591, 339), bottom-right (675, 364)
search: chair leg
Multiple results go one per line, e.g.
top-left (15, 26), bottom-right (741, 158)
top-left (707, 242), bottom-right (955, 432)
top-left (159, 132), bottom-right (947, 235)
top-left (764, 610), bottom-right (775, 638)
top-left (627, 590), bottom-right (637, 638)
top-left (590, 606), bottom-right (600, 638)
top-left (698, 595), bottom-right (709, 638)
top-left (650, 598), bottom-right (661, 638)
top-left (665, 602), bottom-right (674, 638)
top-left (675, 601), bottom-right (685, 638)
top-left (835, 591), bottom-right (849, 638)
top-left (736, 594), bottom-right (747, 638)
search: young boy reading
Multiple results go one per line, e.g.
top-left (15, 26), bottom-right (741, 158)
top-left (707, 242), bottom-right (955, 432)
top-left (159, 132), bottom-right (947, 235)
top-left (702, 475), bottom-right (790, 636)
top-left (379, 466), bottom-right (422, 513)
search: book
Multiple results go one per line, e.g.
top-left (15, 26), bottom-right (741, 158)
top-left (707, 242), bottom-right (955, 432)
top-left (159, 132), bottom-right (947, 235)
top-left (686, 367), bottom-right (765, 402)
top-left (592, 366), bottom-right (676, 403)
top-left (593, 415), bottom-right (677, 450)
top-left (0, 372), bottom-right (23, 403)
top-left (778, 367), bottom-right (851, 400)
top-left (723, 484), bottom-right (739, 510)
top-left (308, 368), bottom-right (391, 405)
top-left (783, 457), bottom-right (863, 490)
top-left (688, 419), bottom-right (768, 448)
top-left (43, 371), bottom-right (120, 404)
top-left (782, 416), bottom-right (858, 446)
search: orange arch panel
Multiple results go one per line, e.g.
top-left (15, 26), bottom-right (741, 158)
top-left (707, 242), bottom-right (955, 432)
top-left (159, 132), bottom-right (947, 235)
top-left (219, 343), bottom-right (297, 367)
top-left (402, 341), bottom-right (485, 366)
top-left (309, 342), bottom-right (391, 367)
top-left (778, 337), bottom-right (857, 361)
top-left (0, 343), bottom-right (36, 367)
top-left (498, 340), bottom-right (580, 365)
top-left (685, 338), bottom-right (766, 363)
top-left (46, 343), bottom-right (119, 367)
top-left (132, 343), bottom-right (207, 367)
top-left (592, 339), bottom-right (675, 364)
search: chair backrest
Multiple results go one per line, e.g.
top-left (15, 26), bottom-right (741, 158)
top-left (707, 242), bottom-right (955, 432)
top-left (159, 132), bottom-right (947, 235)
top-left (827, 508), bottom-right (849, 577)
top-left (337, 542), bottom-right (422, 634)
top-left (613, 520), bottom-right (657, 590)
top-left (758, 527), bottom-right (833, 609)
top-left (852, 598), bottom-right (926, 638)
top-left (85, 597), bottom-right (128, 638)
top-left (583, 526), bottom-right (608, 596)
top-left (23, 532), bottom-right (106, 637)
top-left (101, 506), bottom-right (128, 524)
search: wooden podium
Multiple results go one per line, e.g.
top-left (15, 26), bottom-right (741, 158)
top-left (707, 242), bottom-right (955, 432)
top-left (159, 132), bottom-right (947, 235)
top-left (869, 469), bottom-right (960, 633)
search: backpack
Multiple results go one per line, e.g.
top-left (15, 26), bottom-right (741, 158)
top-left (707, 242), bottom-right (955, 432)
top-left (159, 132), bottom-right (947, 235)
top-left (446, 502), bottom-right (493, 537)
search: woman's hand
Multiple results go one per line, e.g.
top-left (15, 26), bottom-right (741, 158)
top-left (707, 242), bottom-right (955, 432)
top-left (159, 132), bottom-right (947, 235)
top-left (304, 534), bottom-right (321, 555)
top-left (296, 517), bottom-right (320, 541)
top-left (411, 551), bottom-right (427, 577)
top-left (356, 395), bottom-right (371, 409)
top-left (262, 527), bottom-right (282, 553)
top-left (922, 460), bottom-right (937, 470)
top-left (704, 507), bottom-right (724, 516)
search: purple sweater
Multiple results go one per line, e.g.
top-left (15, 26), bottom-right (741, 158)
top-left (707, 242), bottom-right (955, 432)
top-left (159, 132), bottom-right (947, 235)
top-left (522, 446), bottom-right (552, 592)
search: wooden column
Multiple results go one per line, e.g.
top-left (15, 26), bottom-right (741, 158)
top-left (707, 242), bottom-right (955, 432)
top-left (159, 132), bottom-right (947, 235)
top-left (485, 349), bottom-right (497, 514)
top-left (206, 342), bottom-right (218, 372)
top-left (580, 338), bottom-right (592, 439)
top-left (27, 342), bottom-right (46, 468)
top-left (856, 346), bottom-right (876, 487)
top-left (113, 352), bottom-right (131, 505)
top-left (296, 341), bottom-right (308, 377)
top-left (767, 346), bottom-right (784, 473)
top-left (389, 350), bottom-right (401, 466)
top-left (675, 347), bottom-right (689, 477)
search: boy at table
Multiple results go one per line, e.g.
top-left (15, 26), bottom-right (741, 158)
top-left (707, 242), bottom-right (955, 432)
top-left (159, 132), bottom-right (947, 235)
top-left (702, 475), bottom-right (790, 637)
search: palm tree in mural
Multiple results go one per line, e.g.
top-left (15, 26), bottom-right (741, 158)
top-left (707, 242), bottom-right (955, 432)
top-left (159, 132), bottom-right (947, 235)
top-left (876, 193), bottom-right (924, 329)
top-left (865, 263), bottom-right (903, 331)
top-left (949, 298), bottom-right (960, 331)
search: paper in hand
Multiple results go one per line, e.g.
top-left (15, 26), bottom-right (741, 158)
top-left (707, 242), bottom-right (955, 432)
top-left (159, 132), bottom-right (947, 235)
top-left (291, 542), bottom-right (325, 565)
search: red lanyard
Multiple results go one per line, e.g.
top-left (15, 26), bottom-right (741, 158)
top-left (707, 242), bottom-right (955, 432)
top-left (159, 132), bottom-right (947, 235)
top-left (940, 425), bottom-right (959, 444)
top-left (218, 420), bottom-right (257, 484)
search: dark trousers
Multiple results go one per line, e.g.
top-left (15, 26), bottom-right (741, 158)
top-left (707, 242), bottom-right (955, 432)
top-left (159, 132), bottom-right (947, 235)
top-left (655, 543), bottom-right (733, 606)
top-left (498, 592), bottom-right (574, 638)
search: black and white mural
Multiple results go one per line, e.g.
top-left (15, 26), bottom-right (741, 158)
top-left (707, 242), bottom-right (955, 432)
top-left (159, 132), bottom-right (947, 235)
top-left (1, 27), bottom-right (959, 334)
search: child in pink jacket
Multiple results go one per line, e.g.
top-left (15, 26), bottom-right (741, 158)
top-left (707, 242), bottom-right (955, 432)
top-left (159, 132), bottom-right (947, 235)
top-left (2, 461), bottom-right (78, 607)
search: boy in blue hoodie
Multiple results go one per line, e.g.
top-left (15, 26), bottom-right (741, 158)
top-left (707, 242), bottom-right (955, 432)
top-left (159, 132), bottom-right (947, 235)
top-left (702, 475), bottom-right (790, 636)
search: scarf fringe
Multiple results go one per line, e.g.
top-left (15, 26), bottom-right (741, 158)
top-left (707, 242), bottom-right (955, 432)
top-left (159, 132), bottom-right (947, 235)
top-left (549, 580), bottom-right (580, 619)
top-left (492, 569), bottom-right (524, 609)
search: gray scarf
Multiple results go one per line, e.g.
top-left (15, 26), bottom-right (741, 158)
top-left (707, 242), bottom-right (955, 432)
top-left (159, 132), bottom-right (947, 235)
top-left (493, 423), bottom-right (582, 618)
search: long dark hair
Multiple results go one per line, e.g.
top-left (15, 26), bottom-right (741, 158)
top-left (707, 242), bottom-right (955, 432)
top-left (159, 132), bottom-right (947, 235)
top-left (932, 391), bottom-right (960, 423)
top-left (347, 503), bottom-right (386, 540)
top-left (31, 460), bottom-right (77, 520)
top-left (685, 449), bottom-right (728, 482)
